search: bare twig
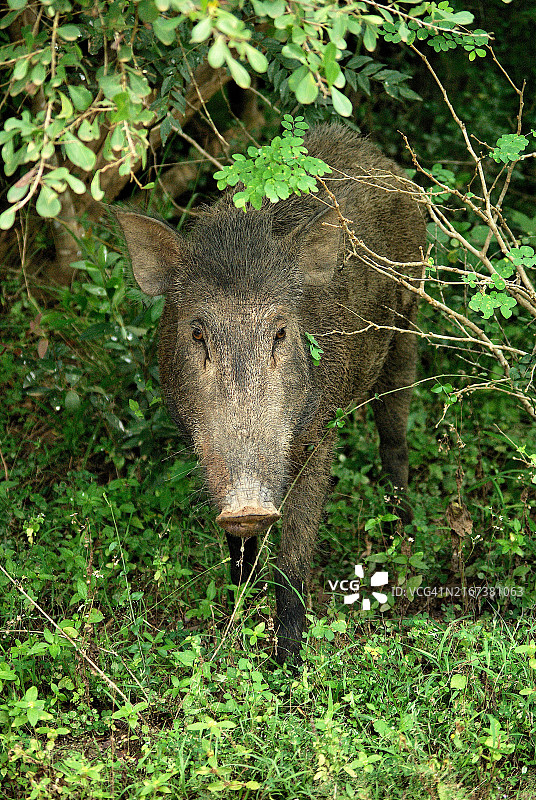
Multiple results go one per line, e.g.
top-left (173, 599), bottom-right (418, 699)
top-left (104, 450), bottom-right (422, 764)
top-left (174, 128), bottom-right (225, 171)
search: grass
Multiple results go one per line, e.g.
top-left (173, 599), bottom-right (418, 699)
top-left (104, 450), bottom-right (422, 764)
top-left (1, 239), bottom-right (536, 799)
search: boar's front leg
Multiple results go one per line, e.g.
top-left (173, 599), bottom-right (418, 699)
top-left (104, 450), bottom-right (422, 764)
top-left (275, 436), bottom-right (335, 666)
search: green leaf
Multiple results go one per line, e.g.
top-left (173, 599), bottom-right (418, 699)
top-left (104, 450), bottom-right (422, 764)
top-left (282, 42), bottom-right (308, 63)
top-left (323, 42), bottom-right (341, 86)
top-left (98, 74), bottom-right (121, 101)
top-left (225, 55), bottom-right (251, 88)
top-left (13, 58), bottom-right (29, 81)
top-left (126, 69), bottom-right (151, 99)
top-left (0, 207), bottom-right (16, 230)
top-left (331, 86), bottom-right (352, 116)
top-left (491, 133), bottom-right (529, 164)
top-left (57, 24), bottom-right (80, 40)
top-left (78, 118), bottom-right (100, 142)
top-left (68, 85), bottom-right (93, 112)
top-left (26, 686), bottom-right (38, 702)
top-left (190, 16), bottom-right (212, 43)
top-left (261, 0), bottom-right (285, 17)
top-left (294, 70), bottom-right (318, 104)
top-left (58, 92), bottom-right (74, 119)
top-left (36, 185), bottom-right (61, 218)
top-left (208, 37), bottom-right (230, 69)
top-left (245, 45), bottom-right (268, 73)
top-left (64, 173), bottom-right (86, 195)
top-left (62, 134), bottom-right (96, 171)
top-left (288, 64), bottom-right (309, 92)
top-left (7, 180), bottom-right (30, 203)
top-left (437, 10), bottom-right (474, 25)
top-left (30, 62), bottom-right (46, 86)
top-left (27, 708), bottom-right (40, 727)
top-left (138, 0), bottom-right (158, 22)
top-left (450, 674), bottom-right (467, 690)
top-left (90, 172), bottom-right (104, 202)
top-left (363, 23), bottom-right (378, 52)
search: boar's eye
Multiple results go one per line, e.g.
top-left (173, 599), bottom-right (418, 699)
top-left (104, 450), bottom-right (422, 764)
top-left (275, 327), bottom-right (286, 341)
top-left (192, 326), bottom-right (204, 342)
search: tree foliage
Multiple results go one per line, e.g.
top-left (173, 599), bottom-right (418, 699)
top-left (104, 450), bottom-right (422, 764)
top-left (1, 0), bottom-right (535, 420)
top-left (0, 2), bottom-right (489, 260)
top-left (2, 7), bottom-right (536, 792)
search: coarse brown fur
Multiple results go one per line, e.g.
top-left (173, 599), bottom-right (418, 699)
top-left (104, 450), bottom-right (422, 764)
top-left (115, 123), bottom-right (427, 665)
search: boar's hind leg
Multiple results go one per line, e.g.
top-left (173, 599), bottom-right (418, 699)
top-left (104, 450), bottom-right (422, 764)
top-left (226, 534), bottom-right (258, 587)
top-left (372, 329), bottom-right (417, 524)
top-left (275, 437), bottom-right (335, 666)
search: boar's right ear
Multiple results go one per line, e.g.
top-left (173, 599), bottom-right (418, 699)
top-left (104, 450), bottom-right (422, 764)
top-left (114, 210), bottom-right (185, 296)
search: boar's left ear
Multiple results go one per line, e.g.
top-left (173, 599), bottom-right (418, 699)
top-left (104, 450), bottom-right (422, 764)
top-left (114, 210), bottom-right (185, 296)
top-left (291, 203), bottom-right (346, 286)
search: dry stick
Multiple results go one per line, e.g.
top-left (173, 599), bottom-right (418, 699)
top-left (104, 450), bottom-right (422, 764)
top-left (396, 144), bottom-right (536, 316)
top-left (318, 179), bottom-right (533, 385)
top-left (0, 447), bottom-right (8, 483)
top-left (320, 311), bottom-right (527, 358)
top-left (490, 47), bottom-right (523, 96)
top-left (179, 41), bottom-right (229, 154)
top-left (411, 46), bottom-right (498, 235)
top-left (410, 45), bottom-right (536, 303)
top-left (331, 175), bottom-right (535, 413)
top-left (424, 199), bottom-right (536, 317)
top-left (173, 128), bottom-right (225, 172)
top-left (352, 239), bottom-right (506, 367)
top-left (430, 203), bottom-right (536, 316)
top-left (318, 182), bottom-right (509, 361)
top-left (352, 240), bottom-right (536, 420)
top-left (326, 183), bottom-right (532, 405)
top-left (241, 83), bottom-right (281, 114)
top-left (0, 562), bottom-right (147, 714)
top-left (476, 80), bottom-right (536, 303)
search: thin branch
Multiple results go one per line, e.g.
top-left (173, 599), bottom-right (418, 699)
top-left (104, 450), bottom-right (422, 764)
top-left (317, 312), bottom-right (527, 358)
top-left (174, 128), bottom-right (225, 171)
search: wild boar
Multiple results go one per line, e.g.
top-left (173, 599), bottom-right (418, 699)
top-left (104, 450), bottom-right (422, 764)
top-left (115, 123), bottom-right (426, 664)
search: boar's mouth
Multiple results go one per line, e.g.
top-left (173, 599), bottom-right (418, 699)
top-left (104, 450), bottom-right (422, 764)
top-left (216, 500), bottom-right (281, 538)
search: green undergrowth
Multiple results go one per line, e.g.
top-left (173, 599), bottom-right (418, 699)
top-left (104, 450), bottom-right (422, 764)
top-left (1, 242), bottom-right (536, 799)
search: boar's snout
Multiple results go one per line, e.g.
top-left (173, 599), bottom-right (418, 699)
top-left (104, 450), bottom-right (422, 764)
top-left (216, 502), bottom-right (281, 538)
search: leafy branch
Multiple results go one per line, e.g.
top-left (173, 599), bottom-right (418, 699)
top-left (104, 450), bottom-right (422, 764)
top-left (214, 115), bottom-right (331, 210)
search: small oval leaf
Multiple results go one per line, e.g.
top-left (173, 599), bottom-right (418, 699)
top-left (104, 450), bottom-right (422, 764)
top-left (65, 390), bottom-right (81, 411)
top-left (294, 71), bottom-right (318, 104)
top-left (57, 25), bottom-right (81, 40)
top-left (225, 55), bottom-right (251, 88)
top-left (331, 86), bottom-right (352, 117)
top-left (62, 134), bottom-right (96, 171)
top-left (36, 185), bottom-right (61, 218)
top-left (90, 171), bottom-right (104, 201)
top-left (450, 674), bottom-right (467, 691)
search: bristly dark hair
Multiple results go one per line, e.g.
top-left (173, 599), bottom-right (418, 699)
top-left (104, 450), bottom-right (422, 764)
top-left (179, 203), bottom-right (304, 304)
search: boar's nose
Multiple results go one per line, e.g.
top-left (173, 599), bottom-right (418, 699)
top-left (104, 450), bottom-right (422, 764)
top-left (216, 502), bottom-right (281, 538)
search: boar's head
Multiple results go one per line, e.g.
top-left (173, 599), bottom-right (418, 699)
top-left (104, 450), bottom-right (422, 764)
top-left (116, 205), bottom-right (339, 537)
